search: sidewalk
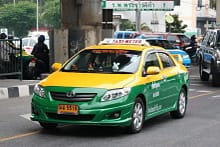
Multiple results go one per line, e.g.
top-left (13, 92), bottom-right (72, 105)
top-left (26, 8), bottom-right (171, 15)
top-left (0, 79), bottom-right (40, 99)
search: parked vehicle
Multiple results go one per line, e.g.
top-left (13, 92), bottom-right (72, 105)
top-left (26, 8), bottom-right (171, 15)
top-left (145, 38), bottom-right (191, 67)
top-left (31, 38), bottom-right (189, 133)
top-left (197, 29), bottom-right (220, 86)
top-left (114, 31), bottom-right (138, 39)
top-left (138, 32), bottom-right (191, 49)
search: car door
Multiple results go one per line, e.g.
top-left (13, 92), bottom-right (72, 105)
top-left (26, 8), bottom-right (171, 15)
top-left (143, 51), bottom-right (163, 115)
top-left (204, 31), bottom-right (215, 72)
top-left (157, 52), bottom-right (180, 110)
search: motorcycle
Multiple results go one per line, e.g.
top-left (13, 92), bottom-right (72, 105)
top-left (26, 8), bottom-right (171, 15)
top-left (184, 46), bottom-right (199, 65)
top-left (25, 56), bottom-right (48, 80)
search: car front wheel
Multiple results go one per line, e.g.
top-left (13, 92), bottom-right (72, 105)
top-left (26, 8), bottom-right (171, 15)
top-left (199, 62), bottom-right (209, 81)
top-left (127, 97), bottom-right (145, 133)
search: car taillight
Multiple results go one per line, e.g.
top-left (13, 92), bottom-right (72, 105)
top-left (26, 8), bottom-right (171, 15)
top-left (25, 47), bottom-right (32, 50)
top-left (31, 57), bottom-right (36, 63)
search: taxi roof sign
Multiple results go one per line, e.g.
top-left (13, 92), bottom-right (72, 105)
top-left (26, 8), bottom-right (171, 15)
top-left (99, 38), bottom-right (150, 46)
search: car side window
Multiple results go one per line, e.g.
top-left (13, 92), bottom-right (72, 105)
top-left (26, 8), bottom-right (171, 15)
top-left (125, 33), bottom-right (132, 39)
top-left (211, 32), bottom-right (216, 45)
top-left (117, 33), bottom-right (123, 38)
top-left (144, 52), bottom-right (160, 71)
top-left (158, 52), bottom-right (175, 68)
top-left (202, 31), bottom-right (210, 45)
top-left (208, 32), bottom-right (214, 46)
top-left (167, 35), bottom-right (178, 43)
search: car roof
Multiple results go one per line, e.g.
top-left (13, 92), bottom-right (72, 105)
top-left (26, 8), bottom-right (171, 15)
top-left (145, 38), bottom-right (167, 41)
top-left (85, 44), bottom-right (157, 51)
top-left (154, 32), bottom-right (184, 35)
top-left (84, 38), bottom-right (166, 52)
top-left (114, 30), bottom-right (137, 33)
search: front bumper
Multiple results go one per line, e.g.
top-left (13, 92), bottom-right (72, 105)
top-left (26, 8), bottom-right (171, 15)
top-left (31, 94), bottom-right (134, 127)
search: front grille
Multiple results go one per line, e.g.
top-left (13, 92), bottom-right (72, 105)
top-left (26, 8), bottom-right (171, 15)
top-left (46, 113), bottom-right (95, 121)
top-left (50, 91), bottom-right (97, 102)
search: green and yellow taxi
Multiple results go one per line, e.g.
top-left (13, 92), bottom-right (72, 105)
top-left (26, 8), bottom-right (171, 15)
top-left (31, 38), bottom-right (189, 133)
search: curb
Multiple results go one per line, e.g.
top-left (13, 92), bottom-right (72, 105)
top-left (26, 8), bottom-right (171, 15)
top-left (0, 84), bottom-right (36, 100)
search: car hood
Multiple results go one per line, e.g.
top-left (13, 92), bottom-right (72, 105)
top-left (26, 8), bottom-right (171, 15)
top-left (40, 71), bottom-right (137, 89)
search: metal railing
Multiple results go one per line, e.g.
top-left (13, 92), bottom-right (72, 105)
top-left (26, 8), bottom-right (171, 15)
top-left (0, 39), bottom-right (23, 79)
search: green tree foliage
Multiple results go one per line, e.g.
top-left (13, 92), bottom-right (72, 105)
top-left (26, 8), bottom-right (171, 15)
top-left (210, 0), bottom-right (216, 9)
top-left (0, 1), bottom-right (36, 37)
top-left (120, 19), bottom-right (151, 32)
top-left (41, 0), bottom-right (60, 29)
top-left (166, 14), bottom-right (187, 33)
top-left (0, 0), bottom-right (60, 37)
top-left (120, 19), bottom-right (136, 31)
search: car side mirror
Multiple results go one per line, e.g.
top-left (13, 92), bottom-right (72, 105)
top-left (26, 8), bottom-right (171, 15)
top-left (146, 66), bottom-right (160, 75)
top-left (210, 42), bottom-right (214, 48)
top-left (52, 63), bottom-right (62, 71)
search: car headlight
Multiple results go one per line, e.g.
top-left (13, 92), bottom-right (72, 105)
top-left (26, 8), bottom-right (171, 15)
top-left (101, 88), bottom-right (131, 102)
top-left (34, 84), bottom-right (46, 98)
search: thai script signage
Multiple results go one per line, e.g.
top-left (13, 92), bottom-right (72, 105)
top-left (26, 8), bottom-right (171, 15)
top-left (102, 0), bottom-right (174, 11)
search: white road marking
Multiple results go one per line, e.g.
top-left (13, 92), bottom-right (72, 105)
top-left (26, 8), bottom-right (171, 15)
top-left (20, 113), bottom-right (38, 124)
top-left (197, 90), bottom-right (212, 93)
top-left (190, 83), bottom-right (201, 86)
top-left (189, 89), bottom-right (196, 91)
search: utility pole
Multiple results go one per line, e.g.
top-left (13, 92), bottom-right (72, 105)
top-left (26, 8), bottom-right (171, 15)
top-left (135, 0), bottom-right (141, 32)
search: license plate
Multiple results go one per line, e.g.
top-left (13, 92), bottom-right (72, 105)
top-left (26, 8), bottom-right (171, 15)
top-left (57, 104), bottom-right (79, 115)
top-left (29, 62), bottom-right (36, 67)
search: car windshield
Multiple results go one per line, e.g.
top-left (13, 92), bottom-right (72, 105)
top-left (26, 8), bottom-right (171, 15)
top-left (62, 49), bottom-right (141, 74)
top-left (146, 40), bottom-right (175, 49)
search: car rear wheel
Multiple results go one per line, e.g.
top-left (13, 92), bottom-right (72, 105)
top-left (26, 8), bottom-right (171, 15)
top-left (170, 88), bottom-right (187, 119)
top-left (127, 97), bottom-right (145, 133)
top-left (39, 122), bottom-right (58, 129)
top-left (199, 62), bottom-right (209, 81)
